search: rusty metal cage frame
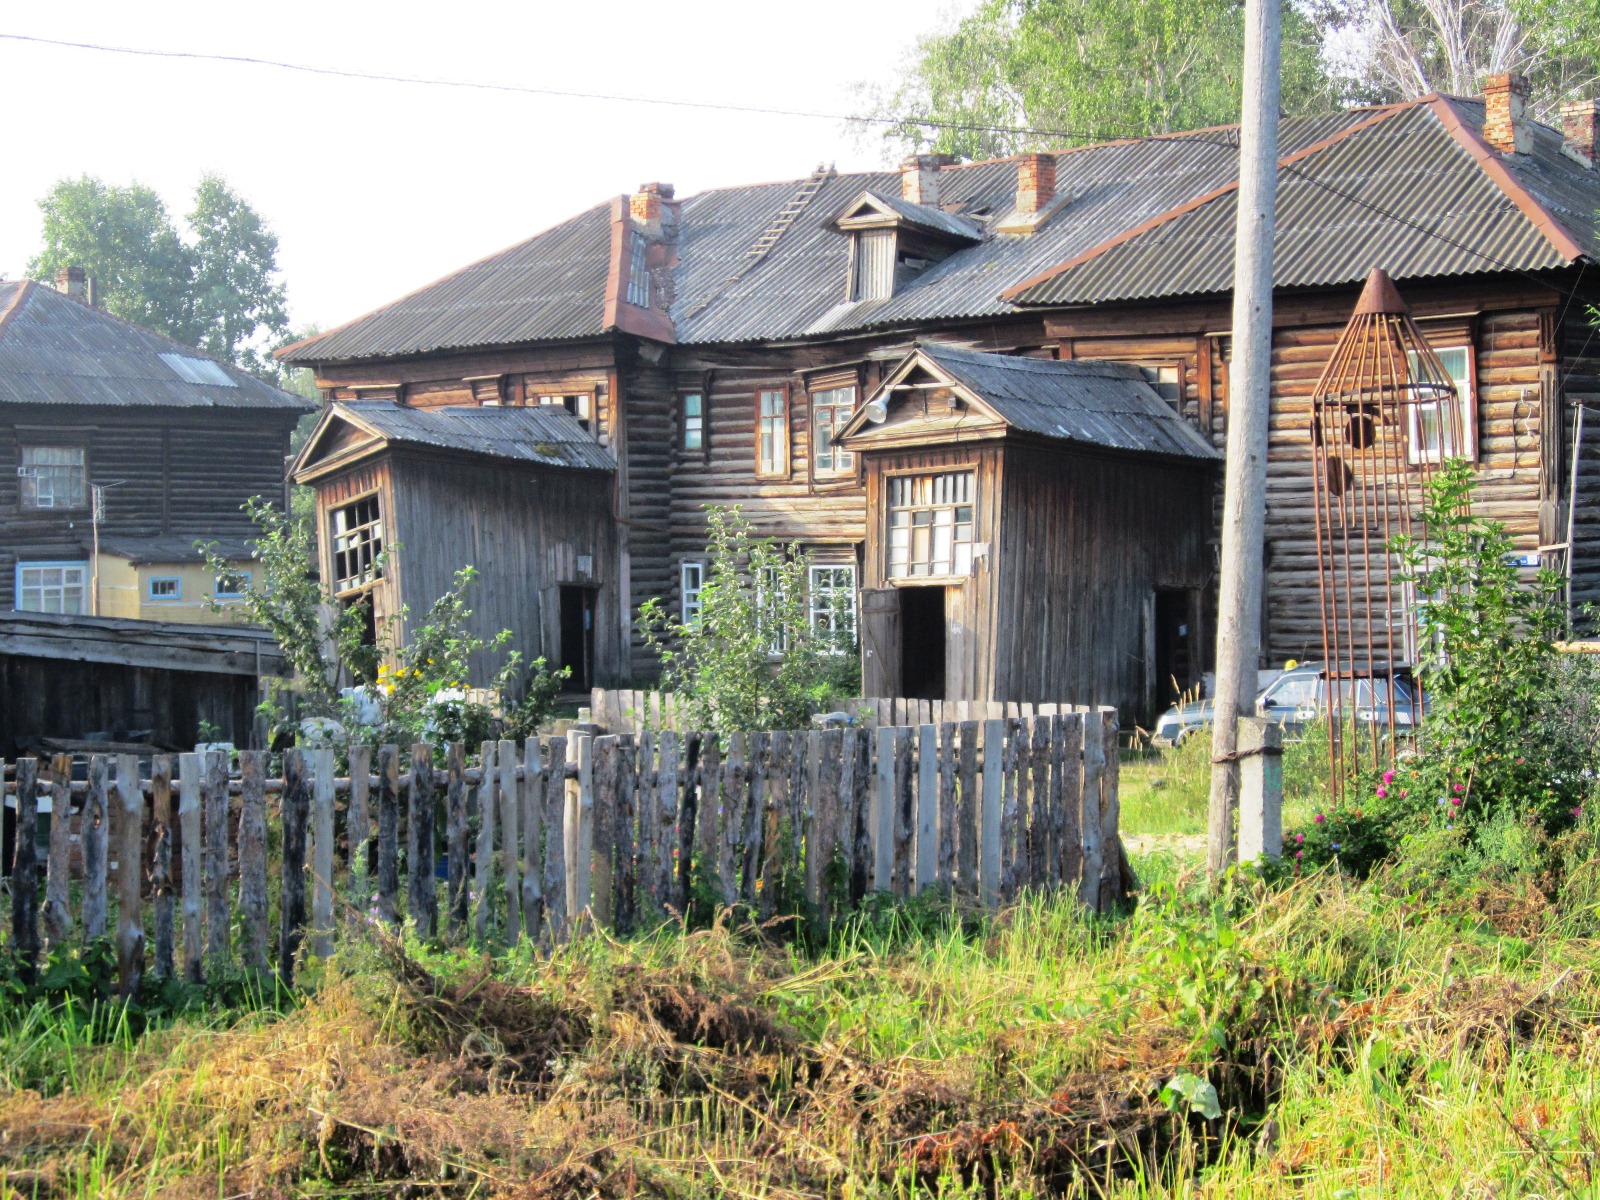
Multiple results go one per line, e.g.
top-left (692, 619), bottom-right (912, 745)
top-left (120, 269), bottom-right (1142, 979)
top-left (1307, 269), bottom-right (1464, 803)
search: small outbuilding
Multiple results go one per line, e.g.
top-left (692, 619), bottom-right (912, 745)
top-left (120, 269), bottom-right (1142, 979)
top-left (291, 401), bottom-right (622, 691)
top-left (838, 344), bottom-right (1221, 718)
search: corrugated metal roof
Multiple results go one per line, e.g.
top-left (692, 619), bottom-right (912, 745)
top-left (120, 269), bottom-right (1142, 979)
top-left (919, 344), bottom-right (1221, 461)
top-left (98, 534), bottom-right (258, 564)
top-left (842, 190), bottom-right (985, 241)
top-left (281, 202), bottom-right (614, 362)
top-left (0, 282), bottom-right (311, 412)
top-left (334, 400), bottom-right (616, 471)
top-left (1008, 99), bottom-right (1581, 306)
top-left (281, 97), bottom-right (1600, 362)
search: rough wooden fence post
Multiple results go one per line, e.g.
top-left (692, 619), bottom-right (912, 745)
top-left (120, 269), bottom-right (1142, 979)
top-left (848, 728), bottom-right (872, 903)
top-left (542, 736), bottom-right (568, 942)
top-left (893, 728), bottom-right (915, 897)
top-left (1079, 714), bottom-right (1106, 912)
top-left (696, 733), bottom-right (721, 913)
top-left (43, 754), bottom-right (73, 949)
top-left (916, 725), bottom-right (939, 892)
top-left (474, 740), bottom-right (497, 942)
top-left (873, 727), bottom-right (895, 894)
top-left (1059, 714), bottom-right (1084, 895)
top-left (279, 748), bottom-right (310, 983)
top-left (150, 756), bottom-right (175, 977)
top-left (591, 736), bottom-right (619, 931)
top-left (445, 743), bottom-right (469, 939)
top-left (1098, 712), bottom-right (1125, 909)
top-left (178, 753), bottom-right (203, 981)
top-left (238, 750), bottom-right (269, 972)
top-left (571, 733), bottom-right (594, 925)
top-left (1029, 718), bottom-right (1052, 891)
top-left (743, 733), bottom-right (768, 906)
top-left (115, 754), bottom-right (144, 998)
top-left (654, 730), bottom-right (679, 917)
top-left (718, 733), bottom-right (745, 909)
top-left (377, 745), bottom-right (401, 927)
top-left (410, 744), bottom-right (437, 938)
top-left (759, 733), bottom-right (785, 920)
top-left (804, 730), bottom-right (830, 908)
top-left (348, 744), bottom-right (373, 909)
top-left (679, 733), bottom-right (703, 915)
top-left (311, 747), bottom-right (336, 957)
top-left (83, 756), bottom-right (109, 942)
top-left (522, 739), bottom-right (544, 941)
top-left (496, 738), bottom-right (521, 942)
top-left (612, 738), bottom-right (637, 935)
top-left (981, 719), bottom-right (1005, 909)
top-left (11, 757), bottom-right (40, 983)
top-left (203, 750), bottom-right (230, 967)
top-left (956, 723), bottom-right (979, 894)
top-left (937, 722), bottom-right (957, 890)
top-left (1000, 722), bottom-right (1020, 902)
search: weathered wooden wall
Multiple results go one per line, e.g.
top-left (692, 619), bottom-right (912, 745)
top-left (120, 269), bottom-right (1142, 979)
top-left (0, 407), bottom-right (298, 609)
top-left (995, 443), bottom-right (1214, 716)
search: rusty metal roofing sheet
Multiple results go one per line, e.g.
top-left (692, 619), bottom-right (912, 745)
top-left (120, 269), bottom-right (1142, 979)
top-left (281, 202), bottom-right (614, 363)
top-left (1007, 99), bottom-right (1581, 306)
top-left (0, 282), bottom-right (311, 411)
top-left (338, 400), bottom-right (615, 471)
top-left (921, 344), bottom-right (1221, 461)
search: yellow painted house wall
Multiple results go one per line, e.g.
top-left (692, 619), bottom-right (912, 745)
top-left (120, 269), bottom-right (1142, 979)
top-left (96, 556), bottom-right (256, 625)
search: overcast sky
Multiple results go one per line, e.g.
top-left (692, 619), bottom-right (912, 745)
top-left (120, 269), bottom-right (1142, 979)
top-left (2, 0), bottom-right (973, 335)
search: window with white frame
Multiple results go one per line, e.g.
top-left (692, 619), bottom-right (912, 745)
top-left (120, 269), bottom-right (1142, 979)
top-left (331, 494), bottom-right (384, 594)
top-left (887, 471), bottom-right (976, 579)
top-left (148, 577), bottom-right (181, 601)
top-left (756, 388), bottom-right (789, 477)
top-left (809, 563), bottom-right (857, 646)
top-left (1406, 345), bottom-right (1475, 463)
top-left (680, 560), bottom-right (704, 626)
top-left (681, 393), bottom-right (704, 453)
top-left (757, 565), bottom-right (790, 654)
top-left (19, 446), bottom-right (87, 510)
top-left (17, 561), bottom-right (88, 614)
top-left (812, 384), bottom-right (857, 477)
top-left (538, 392), bottom-right (594, 431)
top-left (214, 572), bottom-right (250, 599)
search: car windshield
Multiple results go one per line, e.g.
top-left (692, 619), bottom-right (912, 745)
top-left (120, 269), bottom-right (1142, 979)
top-left (1266, 673), bottom-right (1417, 709)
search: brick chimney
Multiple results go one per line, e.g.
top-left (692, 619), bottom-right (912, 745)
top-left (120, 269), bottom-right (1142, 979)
top-left (1015, 153), bottom-right (1056, 215)
top-left (54, 265), bottom-right (88, 303)
top-left (631, 182), bottom-right (674, 234)
top-left (1483, 73), bottom-right (1532, 154)
top-left (900, 153), bottom-right (955, 206)
top-left (1561, 99), bottom-right (1599, 167)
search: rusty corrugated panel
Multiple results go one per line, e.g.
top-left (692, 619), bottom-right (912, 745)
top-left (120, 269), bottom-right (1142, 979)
top-left (339, 400), bottom-right (616, 471)
top-left (920, 344), bottom-right (1221, 461)
top-left (1008, 102), bottom-right (1578, 307)
top-left (0, 283), bottom-right (310, 411)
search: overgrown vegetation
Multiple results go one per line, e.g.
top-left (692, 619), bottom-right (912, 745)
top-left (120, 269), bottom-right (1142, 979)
top-left (638, 506), bottom-right (861, 733)
top-left (201, 498), bottom-right (567, 752)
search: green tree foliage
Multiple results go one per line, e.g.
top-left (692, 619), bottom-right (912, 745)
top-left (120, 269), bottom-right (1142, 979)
top-left (860, 0), bottom-right (1340, 159)
top-left (638, 507), bottom-right (859, 733)
top-left (28, 174), bottom-right (290, 371)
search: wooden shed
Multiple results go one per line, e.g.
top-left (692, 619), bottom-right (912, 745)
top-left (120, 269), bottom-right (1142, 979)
top-left (838, 345), bottom-right (1220, 718)
top-left (292, 401), bottom-right (622, 691)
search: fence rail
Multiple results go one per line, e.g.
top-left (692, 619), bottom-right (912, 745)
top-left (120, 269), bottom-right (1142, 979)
top-left (5, 713), bottom-right (1124, 997)
top-left (589, 689), bottom-right (1109, 734)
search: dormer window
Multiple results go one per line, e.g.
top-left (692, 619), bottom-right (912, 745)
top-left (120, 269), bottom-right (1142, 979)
top-left (834, 190), bottom-right (981, 305)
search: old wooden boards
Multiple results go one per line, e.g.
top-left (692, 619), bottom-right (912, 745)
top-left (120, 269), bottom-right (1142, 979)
top-left (2, 713), bottom-right (1125, 997)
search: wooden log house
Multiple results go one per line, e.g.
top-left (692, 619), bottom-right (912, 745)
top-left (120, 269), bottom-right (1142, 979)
top-left (281, 76), bottom-right (1600, 721)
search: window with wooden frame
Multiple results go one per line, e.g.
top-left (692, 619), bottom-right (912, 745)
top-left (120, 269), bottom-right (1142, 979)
top-left (330, 494), bottom-right (384, 595)
top-left (1134, 363), bottom-right (1184, 412)
top-left (680, 392), bottom-right (705, 454)
top-left (536, 392), bottom-right (594, 431)
top-left (1406, 344), bottom-right (1477, 463)
top-left (811, 383), bottom-right (858, 478)
top-left (18, 446), bottom-right (88, 510)
top-left (680, 560), bottom-right (704, 626)
top-left (887, 471), bottom-right (976, 580)
top-left (755, 387), bottom-right (790, 478)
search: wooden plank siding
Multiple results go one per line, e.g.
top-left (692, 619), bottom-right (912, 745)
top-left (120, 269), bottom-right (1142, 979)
top-left (994, 443), bottom-right (1214, 715)
top-left (0, 408), bottom-right (295, 608)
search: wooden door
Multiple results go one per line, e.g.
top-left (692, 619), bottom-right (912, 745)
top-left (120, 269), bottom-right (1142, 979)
top-left (860, 587), bottom-right (900, 697)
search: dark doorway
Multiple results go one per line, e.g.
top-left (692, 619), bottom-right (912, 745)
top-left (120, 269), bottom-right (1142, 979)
top-left (558, 586), bottom-right (596, 691)
top-left (899, 586), bottom-right (946, 701)
top-left (1153, 588), bottom-right (1193, 712)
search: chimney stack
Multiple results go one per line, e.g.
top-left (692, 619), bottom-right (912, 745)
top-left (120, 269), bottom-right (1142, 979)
top-left (54, 265), bottom-right (88, 304)
top-left (1483, 73), bottom-right (1532, 154)
top-left (1561, 99), bottom-right (1599, 167)
top-left (1015, 153), bottom-right (1057, 215)
top-left (631, 182), bottom-right (674, 234)
top-left (900, 153), bottom-right (955, 206)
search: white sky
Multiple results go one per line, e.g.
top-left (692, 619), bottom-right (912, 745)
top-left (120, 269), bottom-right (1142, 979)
top-left (1, 0), bottom-right (973, 335)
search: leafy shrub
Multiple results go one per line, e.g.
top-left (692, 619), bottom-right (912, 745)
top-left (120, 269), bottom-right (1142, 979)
top-left (638, 506), bottom-right (859, 733)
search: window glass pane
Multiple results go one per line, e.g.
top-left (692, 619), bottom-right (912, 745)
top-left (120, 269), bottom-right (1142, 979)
top-left (1407, 346), bottom-right (1473, 461)
top-left (758, 390), bottom-right (787, 474)
top-left (330, 494), bottom-right (384, 593)
top-left (813, 385), bottom-right (856, 475)
top-left (680, 562), bottom-right (704, 626)
top-left (808, 564), bottom-right (857, 646)
top-left (682, 394), bottom-right (704, 452)
top-left (885, 472), bottom-right (977, 579)
top-left (20, 446), bottom-right (87, 510)
top-left (17, 562), bottom-right (88, 614)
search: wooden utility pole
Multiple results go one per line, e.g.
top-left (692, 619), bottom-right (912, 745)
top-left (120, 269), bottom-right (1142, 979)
top-left (1208, 0), bottom-right (1282, 877)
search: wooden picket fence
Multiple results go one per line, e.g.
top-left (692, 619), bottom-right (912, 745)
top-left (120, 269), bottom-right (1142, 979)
top-left (4, 713), bottom-right (1123, 997)
top-left (589, 688), bottom-right (1108, 734)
